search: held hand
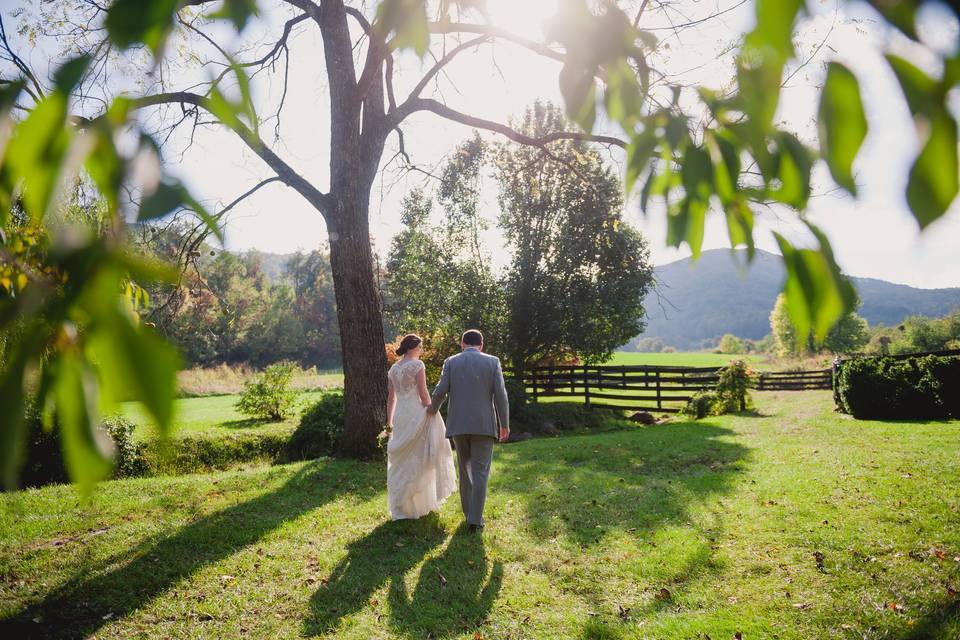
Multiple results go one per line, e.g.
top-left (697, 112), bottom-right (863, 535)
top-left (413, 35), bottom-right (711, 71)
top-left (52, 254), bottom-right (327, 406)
top-left (426, 405), bottom-right (437, 415)
top-left (499, 426), bottom-right (509, 442)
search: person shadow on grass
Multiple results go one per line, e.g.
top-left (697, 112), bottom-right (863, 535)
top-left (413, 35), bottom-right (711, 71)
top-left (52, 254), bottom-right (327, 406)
top-left (304, 519), bottom-right (502, 638)
top-left (303, 513), bottom-right (446, 635)
top-left (388, 522), bottom-right (503, 638)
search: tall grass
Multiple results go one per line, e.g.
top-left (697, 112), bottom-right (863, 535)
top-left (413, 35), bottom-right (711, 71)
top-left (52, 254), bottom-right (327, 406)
top-left (177, 364), bottom-right (344, 397)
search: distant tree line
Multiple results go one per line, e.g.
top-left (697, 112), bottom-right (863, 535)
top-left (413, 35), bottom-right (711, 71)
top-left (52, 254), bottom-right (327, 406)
top-left (136, 224), bottom-right (341, 369)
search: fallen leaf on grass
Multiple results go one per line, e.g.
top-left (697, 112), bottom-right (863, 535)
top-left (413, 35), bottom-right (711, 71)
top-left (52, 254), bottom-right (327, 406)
top-left (813, 551), bottom-right (825, 571)
top-left (474, 633), bottom-right (485, 640)
top-left (733, 632), bottom-right (743, 640)
top-left (655, 588), bottom-right (671, 601)
top-left (946, 585), bottom-right (957, 599)
top-left (885, 602), bottom-right (905, 612)
top-left (438, 572), bottom-right (447, 588)
top-left (929, 547), bottom-right (947, 560)
top-left (793, 602), bottom-right (812, 610)
top-left (618, 605), bottom-right (630, 620)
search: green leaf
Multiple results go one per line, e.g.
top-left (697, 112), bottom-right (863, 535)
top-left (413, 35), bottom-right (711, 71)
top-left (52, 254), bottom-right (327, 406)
top-left (559, 63), bottom-right (597, 132)
top-left (705, 130), bottom-right (740, 203)
top-left (105, 0), bottom-right (180, 54)
top-left (736, 0), bottom-right (804, 133)
top-left (604, 58), bottom-right (643, 129)
top-left (724, 198), bottom-right (755, 259)
top-left (907, 109), bottom-right (959, 228)
top-left (818, 62), bottom-right (867, 195)
top-left (639, 165), bottom-right (657, 213)
top-left (774, 226), bottom-right (857, 347)
top-left (885, 55), bottom-right (938, 116)
top-left (885, 54), bottom-right (958, 227)
top-left (375, 0), bottom-right (430, 56)
top-left (139, 180), bottom-right (185, 221)
top-left (84, 268), bottom-right (182, 433)
top-left (210, 0), bottom-right (260, 32)
top-left (139, 180), bottom-right (224, 243)
top-left (625, 130), bottom-right (658, 196)
top-left (774, 133), bottom-right (813, 209)
top-left (54, 352), bottom-right (112, 496)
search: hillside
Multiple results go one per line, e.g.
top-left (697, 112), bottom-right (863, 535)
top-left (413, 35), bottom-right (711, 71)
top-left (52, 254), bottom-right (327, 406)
top-left (638, 249), bottom-right (960, 349)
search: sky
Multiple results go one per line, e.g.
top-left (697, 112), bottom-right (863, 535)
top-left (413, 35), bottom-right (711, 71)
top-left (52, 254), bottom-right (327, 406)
top-left (9, 0), bottom-right (960, 288)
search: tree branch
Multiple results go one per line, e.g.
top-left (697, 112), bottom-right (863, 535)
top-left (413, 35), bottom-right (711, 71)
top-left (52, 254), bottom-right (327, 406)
top-left (132, 92), bottom-right (334, 215)
top-left (406, 34), bottom-right (490, 102)
top-left (394, 98), bottom-right (627, 148)
top-left (426, 21), bottom-right (566, 65)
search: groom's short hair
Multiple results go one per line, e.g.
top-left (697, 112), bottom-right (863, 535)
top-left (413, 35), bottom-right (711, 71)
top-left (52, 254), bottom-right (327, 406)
top-left (461, 329), bottom-right (483, 346)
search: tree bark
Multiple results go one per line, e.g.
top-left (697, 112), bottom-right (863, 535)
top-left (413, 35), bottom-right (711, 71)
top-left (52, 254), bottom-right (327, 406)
top-left (327, 188), bottom-right (388, 458)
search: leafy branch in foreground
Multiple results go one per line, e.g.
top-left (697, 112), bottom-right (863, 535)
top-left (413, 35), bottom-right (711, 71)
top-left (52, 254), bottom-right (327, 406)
top-left (0, 1), bottom-right (257, 491)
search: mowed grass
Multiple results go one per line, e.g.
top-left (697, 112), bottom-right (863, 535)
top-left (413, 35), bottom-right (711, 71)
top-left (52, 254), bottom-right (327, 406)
top-left (119, 391), bottom-right (327, 441)
top-left (2, 391), bottom-right (958, 639)
top-left (605, 351), bottom-right (769, 369)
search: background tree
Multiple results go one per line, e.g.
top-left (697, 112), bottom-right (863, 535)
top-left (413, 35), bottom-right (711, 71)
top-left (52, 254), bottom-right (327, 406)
top-left (718, 334), bottom-right (745, 355)
top-left (383, 187), bottom-right (504, 372)
top-left (496, 103), bottom-right (654, 376)
top-left (771, 292), bottom-right (869, 357)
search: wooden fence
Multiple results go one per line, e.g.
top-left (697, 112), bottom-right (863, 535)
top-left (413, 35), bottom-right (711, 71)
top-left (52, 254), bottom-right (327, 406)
top-left (754, 369), bottom-right (833, 391)
top-left (520, 363), bottom-right (837, 413)
top-left (522, 365), bottom-right (723, 413)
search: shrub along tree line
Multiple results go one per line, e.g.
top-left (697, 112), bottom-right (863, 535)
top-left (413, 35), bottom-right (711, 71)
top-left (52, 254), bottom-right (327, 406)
top-left (835, 354), bottom-right (960, 420)
top-left (683, 360), bottom-right (754, 419)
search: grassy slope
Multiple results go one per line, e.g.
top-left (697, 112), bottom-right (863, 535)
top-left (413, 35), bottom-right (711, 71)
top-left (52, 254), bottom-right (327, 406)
top-left (3, 392), bottom-right (958, 639)
top-left (120, 391), bottom-right (327, 441)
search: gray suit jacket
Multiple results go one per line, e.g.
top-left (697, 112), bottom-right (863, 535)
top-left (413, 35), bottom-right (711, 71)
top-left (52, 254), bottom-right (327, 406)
top-left (430, 347), bottom-right (509, 439)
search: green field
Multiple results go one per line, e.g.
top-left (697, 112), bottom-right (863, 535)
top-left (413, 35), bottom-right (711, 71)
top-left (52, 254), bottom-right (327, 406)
top-left (120, 391), bottom-right (327, 441)
top-left (605, 351), bottom-right (769, 369)
top-left (3, 391), bottom-right (958, 639)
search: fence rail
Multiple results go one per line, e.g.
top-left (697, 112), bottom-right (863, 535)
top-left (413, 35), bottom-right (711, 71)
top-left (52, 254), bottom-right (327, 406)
top-left (754, 369), bottom-right (832, 391)
top-left (520, 363), bottom-right (838, 413)
top-left (522, 364), bottom-right (722, 413)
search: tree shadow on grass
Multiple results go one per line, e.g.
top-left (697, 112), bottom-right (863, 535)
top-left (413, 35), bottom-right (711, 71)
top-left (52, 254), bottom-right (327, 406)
top-left (498, 418), bottom-right (751, 632)
top-left (3, 460), bottom-right (381, 640)
top-left (502, 420), bottom-right (751, 548)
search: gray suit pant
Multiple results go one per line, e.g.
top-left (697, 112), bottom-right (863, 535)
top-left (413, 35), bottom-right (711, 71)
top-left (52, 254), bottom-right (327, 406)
top-left (451, 435), bottom-right (495, 526)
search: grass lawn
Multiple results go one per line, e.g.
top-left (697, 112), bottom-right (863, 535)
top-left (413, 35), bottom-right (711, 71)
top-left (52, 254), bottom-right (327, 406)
top-left (120, 391), bottom-right (327, 441)
top-left (2, 391), bottom-right (958, 639)
top-left (605, 351), bottom-right (769, 369)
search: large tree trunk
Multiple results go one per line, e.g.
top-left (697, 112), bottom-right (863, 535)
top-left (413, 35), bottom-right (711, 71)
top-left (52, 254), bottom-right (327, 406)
top-left (327, 188), bottom-right (388, 458)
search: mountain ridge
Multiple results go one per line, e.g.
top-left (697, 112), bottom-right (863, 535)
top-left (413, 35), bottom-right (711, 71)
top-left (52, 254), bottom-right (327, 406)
top-left (638, 249), bottom-right (960, 349)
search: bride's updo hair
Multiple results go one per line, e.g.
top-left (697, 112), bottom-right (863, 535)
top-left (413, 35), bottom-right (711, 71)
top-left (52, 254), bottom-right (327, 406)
top-left (395, 334), bottom-right (423, 356)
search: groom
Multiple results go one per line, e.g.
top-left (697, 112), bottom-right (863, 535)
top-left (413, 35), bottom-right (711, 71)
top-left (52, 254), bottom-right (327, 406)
top-left (428, 329), bottom-right (509, 532)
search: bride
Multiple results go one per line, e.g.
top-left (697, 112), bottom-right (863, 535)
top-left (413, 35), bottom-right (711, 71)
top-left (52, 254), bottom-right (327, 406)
top-left (386, 334), bottom-right (457, 520)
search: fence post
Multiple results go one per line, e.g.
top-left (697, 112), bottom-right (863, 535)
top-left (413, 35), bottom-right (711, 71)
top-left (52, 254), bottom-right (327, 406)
top-left (621, 365), bottom-right (626, 388)
top-left (532, 368), bottom-right (539, 404)
top-left (757, 373), bottom-right (764, 391)
top-left (584, 365), bottom-right (591, 409)
top-left (656, 370), bottom-right (662, 411)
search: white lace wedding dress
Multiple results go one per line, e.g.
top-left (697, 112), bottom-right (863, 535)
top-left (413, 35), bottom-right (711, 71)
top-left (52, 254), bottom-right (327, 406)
top-left (387, 359), bottom-right (458, 520)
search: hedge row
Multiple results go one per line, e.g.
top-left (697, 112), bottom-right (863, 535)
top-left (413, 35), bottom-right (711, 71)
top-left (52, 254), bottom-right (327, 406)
top-left (835, 354), bottom-right (960, 420)
top-left (17, 385), bottom-right (634, 488)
